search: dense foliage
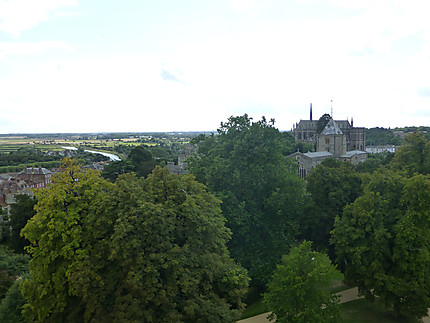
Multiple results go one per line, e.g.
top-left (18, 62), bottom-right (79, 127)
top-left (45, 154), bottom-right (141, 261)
top-left (264, 241), bottom-right (342, 323)
top-left (366, 127), bottom-right (402, 146)
top-left (188, 115), bottom-right (306, 288)
top-left (0, 245), bottom-right (29, 300)
top-left (332, 171), bottom-right (430, 319)
top-left (102, 145), bottom-right (158, 181)
top-left (20, 158), bottom-right (248, 322)
top-left (8, 194), bottom-right (36, 254)
top-left (391, 131), bottom-right (430, 176)
top-left (301, 159), bottom-right (362, 256)
top-left (0, 278), bottom-right (26, 322)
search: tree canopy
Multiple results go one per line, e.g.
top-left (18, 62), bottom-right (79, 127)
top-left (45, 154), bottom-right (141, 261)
top-left (264, 241), bottom-right (342, 323)
top-left (188, 115), bottom-right (306, 288)
top-left (391, 131), bottom-right (430, 176)
top-left (332, 170), bottom-right (430, 319)
top-left (302, 159), bottom-right (362, 255)
top-left (21, 158), bottom-right (248, 322)
top-left (102, 145), bottom-right (158, 181)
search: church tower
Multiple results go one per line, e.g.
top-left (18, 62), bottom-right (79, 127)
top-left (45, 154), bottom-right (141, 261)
top-left (317, 118), bottom-right (347, 156)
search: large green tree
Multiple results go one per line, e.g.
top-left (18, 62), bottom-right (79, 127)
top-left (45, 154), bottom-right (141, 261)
top-left (188, 115), bottom-right (306, 288)
top-left (302, 159), bottom-right (362, 254)
top-left (21, 159), bottom-right (248, 322)
top-left (332, 170), bottom-right (430, 319)
top-left (264, 241), bottom-right (342, 323)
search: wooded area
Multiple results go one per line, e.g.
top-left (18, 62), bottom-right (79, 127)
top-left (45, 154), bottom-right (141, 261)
top-left (1, 117), bottom-right (430, 322)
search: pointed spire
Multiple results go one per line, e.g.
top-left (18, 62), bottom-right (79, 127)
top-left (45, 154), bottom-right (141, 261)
top-left (310, 103), bottom-right (313, 121)
top-left (330, 100), bottom-right (333, 118)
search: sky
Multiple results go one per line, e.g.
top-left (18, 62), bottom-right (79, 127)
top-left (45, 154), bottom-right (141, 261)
top-left (1, 0), bottom-right (430, 133)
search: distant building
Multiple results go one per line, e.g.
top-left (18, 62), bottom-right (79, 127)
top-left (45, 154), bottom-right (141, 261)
top-left (366, 145), bottom-right (397, 154)
top-left (292, 103), bottom-right (366, 151)
top-left (289, 105), bottom-right (367, 177)
top-left (167, 155), bottom-right (188, 175)
top-left (0, 177), bottom-right (32, 216)
top-left (17, 167), bottom-right (52, 189)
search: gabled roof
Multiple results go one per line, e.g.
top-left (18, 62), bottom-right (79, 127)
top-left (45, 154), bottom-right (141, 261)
top-left (321, 119), bottom-right (343, 135)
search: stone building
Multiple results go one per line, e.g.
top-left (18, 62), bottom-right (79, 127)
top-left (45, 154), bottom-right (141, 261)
top-left (292, 104), bottom-right (366, 151)
top-left (167, 154), bottom-right (188, 175)
top-left (289, 106), bottom-right (367, 177)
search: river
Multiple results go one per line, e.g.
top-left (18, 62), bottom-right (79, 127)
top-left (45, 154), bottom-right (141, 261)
top-left (62, 147), bottom-right (121, 161)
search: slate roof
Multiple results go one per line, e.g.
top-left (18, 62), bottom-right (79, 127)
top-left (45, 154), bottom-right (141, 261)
top-left (303, 151), bottom-right (333, 158)
top-left (321, 119), bottom-right (343, 135)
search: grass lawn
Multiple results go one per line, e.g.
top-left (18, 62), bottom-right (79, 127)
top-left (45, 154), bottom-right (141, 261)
top-left (341, 298), bottom-right (420, 323)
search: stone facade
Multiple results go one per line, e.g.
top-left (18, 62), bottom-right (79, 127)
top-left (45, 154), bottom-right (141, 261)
top-left (292, 112), bottom-right (366, 151)
top-left (289, 112), bottom-right (368, 178)
top-left (317, 119), bottom-right (347, 156)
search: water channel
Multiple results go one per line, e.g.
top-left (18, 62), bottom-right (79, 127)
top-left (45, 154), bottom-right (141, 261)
top-left (62, 147), bottom-right (121, 161)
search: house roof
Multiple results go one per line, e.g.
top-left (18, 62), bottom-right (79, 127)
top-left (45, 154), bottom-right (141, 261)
top-left (18, 167), bottom-right (52, 175)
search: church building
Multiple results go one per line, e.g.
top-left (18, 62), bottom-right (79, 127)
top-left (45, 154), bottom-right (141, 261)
top-left (289, 104), bottom-right (367, 177)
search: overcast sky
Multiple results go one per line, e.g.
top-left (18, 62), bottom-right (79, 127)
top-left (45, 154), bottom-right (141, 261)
top-left (1, 0), bottom-right (429, 133)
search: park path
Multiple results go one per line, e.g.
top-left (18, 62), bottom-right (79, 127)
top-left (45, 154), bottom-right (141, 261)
top-left (237, 287), bottom-right (430, 323)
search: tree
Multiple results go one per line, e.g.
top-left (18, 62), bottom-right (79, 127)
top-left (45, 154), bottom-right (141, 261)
top-left (21, 159), bottom-right (248, 322)
top-left (264, 241), bottom-right (342, 323)
top-left (316, 113), bottom-right (331, 134)
top-left (101, 159), bottom-right (135, 181)
top-left (20, 158), bottom-right (112, 322)
top-left (391, 131), bottom-right (430, 176)
top-left (9, 194), bottom-right (36, 254)
top-left (301, 159), bottom-right (362, 254)
top-left (99, 168), bottom-right (248, 322)
top-left (128, 145), bottom-right (152, 164)
top-left (355, 151), bottom-right (394, 173)
top-left (102, 145), bottom-right (157, 181)
top-left (332, 170), bottom-right (430, 319)
top-left (0, 278), bottom-right (26, 323)
top-left (0, 245), bottom-right (29, 301)
top-left (188, 115), bottom-right (306, 288)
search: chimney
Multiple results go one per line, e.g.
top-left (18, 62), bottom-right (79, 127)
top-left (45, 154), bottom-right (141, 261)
top-left (310, 103), bottom-right (313, 121)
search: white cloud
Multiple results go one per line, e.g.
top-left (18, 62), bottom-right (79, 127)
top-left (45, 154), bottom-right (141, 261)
top-left (0, 0), bottom-right (77, 38)
top-left (0, 41), bottom-right (73, 59)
